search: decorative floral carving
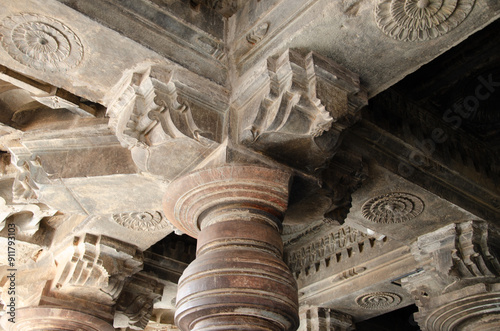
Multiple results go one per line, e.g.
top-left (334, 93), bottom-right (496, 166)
top-left (356, 292), bottom-right (402, 309)
top-left (375, 0), bottom-right (476, 42)
top-left (0, 13), bottom-right (83, 71)
top-left (112, 211), bottom-right (169, 231)
top-left (362, 192), bottom-right (424, 223)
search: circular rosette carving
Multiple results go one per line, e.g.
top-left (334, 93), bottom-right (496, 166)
top-left (112, 211), bottom-right (169, 231)
top-left (375, 0), bottom-right (476, 41)
top-left (0, 13), bottom-right (83, 71)
top-left (356, 292), bottom-right (402, 309)
top-left (362, 192), bottom-right (424, 223)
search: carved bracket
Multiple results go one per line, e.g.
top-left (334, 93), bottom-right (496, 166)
top-left (114, 272), bottom-right (163, 330)
top-left (108, 68), bottom-right (205, 149)
top-left (402, 220), bottom-right (500, 302)
top-left (0, 198), bottom-right (56, 235)
top-left (240, 49), bottom-right (367, 172)
top-left (54, 234), bottom-right (143, 301)
top-left (401, 221), bottom-right (500, 331)
top-left (107, 68), bottom-right (219, 179)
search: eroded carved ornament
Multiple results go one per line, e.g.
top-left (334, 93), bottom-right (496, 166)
top-left (375, 0), bottom-right (476, 41)
top-left (362, 192), bottom-right (424, 223)
top-left (0, 13), bottom-right (83, 71)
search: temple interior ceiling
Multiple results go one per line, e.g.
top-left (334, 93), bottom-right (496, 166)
top-left (0, 0), bottom-right (499, 330)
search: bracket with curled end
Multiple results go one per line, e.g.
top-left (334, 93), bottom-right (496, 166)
top-left (148, 97), bottom-right (205, 144)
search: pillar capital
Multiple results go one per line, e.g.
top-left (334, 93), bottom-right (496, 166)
top-left (163, 165), bottom-right (291, 238)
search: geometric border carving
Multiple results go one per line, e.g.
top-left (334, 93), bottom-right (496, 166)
top-left (375, 0), bottom-right (476, 42)
top-left (362, 192), bottom-right (424, 223)
top-left (112, 211), bottom-right (170, 231)
top-left (356, 292), bottom-right (402, 309)
top-left (0, 13), bottom-right (83, 71)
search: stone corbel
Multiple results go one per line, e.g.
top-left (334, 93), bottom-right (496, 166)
top-left (0, 198), bottom-right (56, 235)
top-left (240, 49), bottom-right (368, 172)
top-left (0, 153), bottom-right (57, 235)
top-left (53, 234), bottom-right (143, 303)
top-left (106, 68), bottom-right (220, 180)
top-left (401, 220), bottom-right (500, 330)
top-left (107, 69), bottom-right (158, 149)
top-left (11, 154), bottom-right (48, 204)
top-left (241, 49), bottom-right (333, 144)
top-left (114, 272), bottom-right (163, 330)
top-left (148, 90), bottom-right (204, 144)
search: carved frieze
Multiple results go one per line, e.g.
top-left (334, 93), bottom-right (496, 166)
top-left (375, 0), bottom-right (476, 42)
top-left (286, 226), bottom-right (368, 273)
top-left (362, 192), bottom-right (424, 224)
top-left (0, 13), bottom-right (83, 71)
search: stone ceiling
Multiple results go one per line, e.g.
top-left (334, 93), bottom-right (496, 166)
top-left (0, 0), bottom-right (499, 330)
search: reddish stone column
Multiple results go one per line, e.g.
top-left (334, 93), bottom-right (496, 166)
top-left (0, 307), bottom-right (114, 330)
top-left (163, 165), bottom-right (299, 331)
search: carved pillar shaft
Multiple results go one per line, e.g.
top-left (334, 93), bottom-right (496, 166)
top-left (163, 166), bottom-right (299, 331)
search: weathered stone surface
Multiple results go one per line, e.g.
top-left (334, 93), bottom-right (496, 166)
top-left (401, 220), bottom-right (500, 330)
top-left (0, 0), bottom-right (499, 329)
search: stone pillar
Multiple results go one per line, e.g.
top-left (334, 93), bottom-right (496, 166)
top-left (0, 307), bottom-right (114, 330)
top-left (402, 221), bottom-right (500, 331)
top-left (163, 165), bottom-right (299, 331)
top-left (298, 306), bottom-right (354, 331)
